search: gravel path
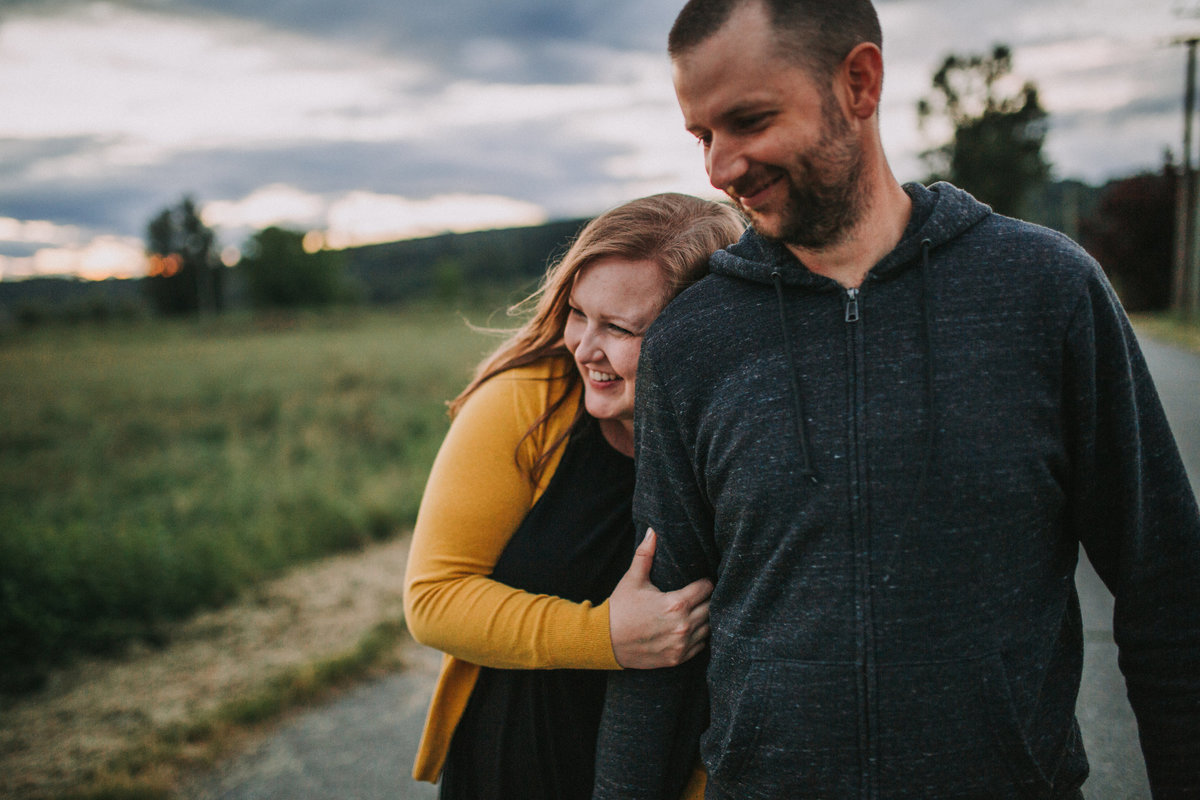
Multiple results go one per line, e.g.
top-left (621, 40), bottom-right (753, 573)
top-left (183, 643), bottom-right (442, 800)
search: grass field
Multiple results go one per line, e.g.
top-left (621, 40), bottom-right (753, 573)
top-left (0, 306), bottom-right (499, 689)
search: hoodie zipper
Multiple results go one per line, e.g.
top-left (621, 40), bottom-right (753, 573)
top-left (845, 288), bottom-right (861, 323)
top-left (844, 285), bottom-right (876, 798)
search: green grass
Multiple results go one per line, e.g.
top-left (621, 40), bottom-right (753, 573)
top-left (0, 307), bottom-right (496, 688)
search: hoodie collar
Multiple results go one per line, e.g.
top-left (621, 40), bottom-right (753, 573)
top-left (711, 182), bottom-right (991, 288)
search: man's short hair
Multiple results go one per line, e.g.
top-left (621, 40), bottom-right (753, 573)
top-left (668, 0), bottom-right (882, 82)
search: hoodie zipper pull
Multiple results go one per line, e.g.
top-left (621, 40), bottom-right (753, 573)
top-left (844, 288), bottom-right (860, 323)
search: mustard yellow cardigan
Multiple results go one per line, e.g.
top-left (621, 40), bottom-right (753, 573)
top-left (403, 358), bottom-right (704, 798)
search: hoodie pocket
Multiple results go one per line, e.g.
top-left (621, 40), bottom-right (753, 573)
top-left (875, 653), bottom-right (1058, 798)
top-left (702, 659), bottom-right (862, 798)
top-left (702, 655), bottom-right (1065, 799)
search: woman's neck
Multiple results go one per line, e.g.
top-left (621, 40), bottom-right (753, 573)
top-left (598, 418), bottom-right (635, 457)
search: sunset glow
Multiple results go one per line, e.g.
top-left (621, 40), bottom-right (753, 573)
top-left (147, 253), bottom-right (183, 279)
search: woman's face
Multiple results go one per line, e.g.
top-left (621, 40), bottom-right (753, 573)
top-left (563, 257), bottom-right (668, 430)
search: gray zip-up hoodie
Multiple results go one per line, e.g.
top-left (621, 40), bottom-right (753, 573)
top-left (593, 183), bottom-right (1200, 799)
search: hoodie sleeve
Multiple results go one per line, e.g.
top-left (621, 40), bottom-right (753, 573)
top-left (593, 346), bottom-right (714, 800)
top-left (1065, 266), bottom-right (1200, 797)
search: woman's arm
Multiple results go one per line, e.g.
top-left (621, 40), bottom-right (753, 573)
top-left (404, 368), bottom-right (712, 673)
top-left (404, 370), bottom-right (620, 670)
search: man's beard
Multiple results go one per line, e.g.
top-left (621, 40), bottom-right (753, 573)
top-left (740, 97), bottom-right (867, 251)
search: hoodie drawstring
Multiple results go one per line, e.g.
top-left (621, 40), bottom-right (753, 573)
top-left (770, 239), bottom-right (936, 497)
top-left (771, 272), bottom-right (819, 484)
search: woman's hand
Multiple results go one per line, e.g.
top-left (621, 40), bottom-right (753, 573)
top-left (608, 529), bottom-right (713, 669)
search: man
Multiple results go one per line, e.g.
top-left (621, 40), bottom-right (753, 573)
top-left (592, 1), bottom-right (1200, 798)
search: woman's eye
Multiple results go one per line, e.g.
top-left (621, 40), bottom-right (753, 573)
top-left (609, 324), bottom-right (636, 337)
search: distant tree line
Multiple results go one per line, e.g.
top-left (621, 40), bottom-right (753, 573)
top-left (129, 193), bottom-right (593, 318)
top-left (0, 214), bottom-right (592, 327)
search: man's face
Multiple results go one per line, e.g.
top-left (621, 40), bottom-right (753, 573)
top-left (672, 2), bottom-right (866, 250)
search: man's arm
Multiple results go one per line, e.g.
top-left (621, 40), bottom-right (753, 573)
top-left (1065, 266), bottom-right (1200, 797)
top-left (595, 654), bottom-right (709, 800)
top-left (594, 346), bottom-right (717, 800)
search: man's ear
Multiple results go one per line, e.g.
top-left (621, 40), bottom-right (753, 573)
top-left (841, 42), bottom-right (884, 119)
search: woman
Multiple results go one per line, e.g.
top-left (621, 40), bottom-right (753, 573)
top-left (403, 193), bottom-right (745, 799)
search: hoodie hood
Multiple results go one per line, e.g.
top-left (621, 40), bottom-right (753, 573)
top-left (711, 182), bottom-right (992, 287)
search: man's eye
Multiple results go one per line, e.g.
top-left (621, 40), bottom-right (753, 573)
top-left (734, 114), bottom-right (767, 131)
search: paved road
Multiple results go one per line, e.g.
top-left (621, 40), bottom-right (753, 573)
top-left (1074, 337), bottom-right (1200, 799)
top-left (184, 336), bottom-right (1199, 800)
top-left (1142, 337), bottom-right (1200, 499)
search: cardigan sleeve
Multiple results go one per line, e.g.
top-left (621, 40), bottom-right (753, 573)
top-left (403, 365), bottom-right (622, 671)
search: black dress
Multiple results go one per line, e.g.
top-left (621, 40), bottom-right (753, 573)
top-left (439, 415), bottom-right (635, 800)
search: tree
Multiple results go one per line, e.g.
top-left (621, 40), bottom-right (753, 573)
top-left (1079, 164), bottom-right (1176, 313)
top-left (144, 196), bottom-right (223, 316)
top-left (917, 44), bottom-right (1051, 218)
top-left (238, 227), bottom-right (348, 309)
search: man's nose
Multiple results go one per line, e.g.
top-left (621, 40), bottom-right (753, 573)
top-left (706, 134), bottom-right (744, 194)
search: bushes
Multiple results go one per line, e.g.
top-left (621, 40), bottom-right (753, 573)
top-left (1079, 167), bottom-right (1176, 313)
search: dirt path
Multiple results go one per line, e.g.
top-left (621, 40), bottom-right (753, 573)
top-left (181, 641), bottom-right (441, 800)
top-left (0, 534), bottom-right (416, 800)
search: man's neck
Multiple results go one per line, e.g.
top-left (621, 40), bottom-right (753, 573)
top-left (785, 178), bottom-right (912, 290)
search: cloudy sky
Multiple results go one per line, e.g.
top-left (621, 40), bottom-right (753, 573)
top-left (0, 0), bottom-right (1193, 280)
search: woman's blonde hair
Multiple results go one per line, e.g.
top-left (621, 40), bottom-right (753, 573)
top-left (450, 192), bottom-right (744, 478)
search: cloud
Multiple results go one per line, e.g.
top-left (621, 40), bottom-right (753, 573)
top-left (0, 217), bottom-right (84, 247)
top-left (201, 185), bottom-right (548, 251)
top-left (173, 0), bottom-right (681, 81)
top-left (201, 185), bottom-right (327, 233)
top-left (877, 0), bottom-right (1184, 183)
top-left (0, 3), bottom-right (698, 232)
top-left (0, 213), bottom-right (146, 280)
top-left (324, 191), bottom-right (547, 247)
top-left (0, 4), bottom-right (432, 168)
top-left (0, 235), bottom-right (145, 281)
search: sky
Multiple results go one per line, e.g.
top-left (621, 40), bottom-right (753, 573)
top-left (0, 0), bottom-right (1194, 280)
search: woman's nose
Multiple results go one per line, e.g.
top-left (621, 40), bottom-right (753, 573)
top-left (575, 327), bottom-right (603, 362)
